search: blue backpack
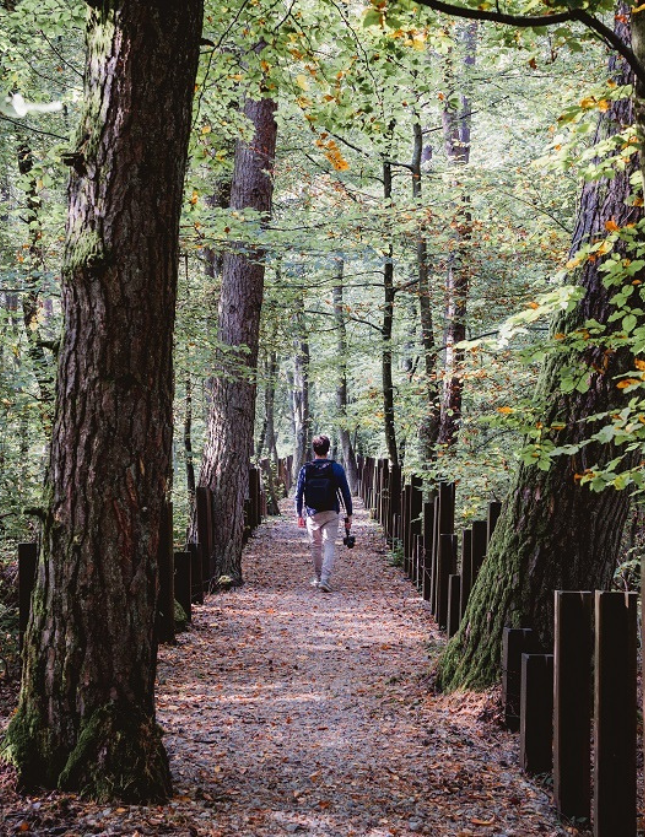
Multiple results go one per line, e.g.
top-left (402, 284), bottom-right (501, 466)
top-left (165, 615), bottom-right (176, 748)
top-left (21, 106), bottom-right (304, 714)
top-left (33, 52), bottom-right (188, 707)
top-left (304, 460), bottom-right (338, 512)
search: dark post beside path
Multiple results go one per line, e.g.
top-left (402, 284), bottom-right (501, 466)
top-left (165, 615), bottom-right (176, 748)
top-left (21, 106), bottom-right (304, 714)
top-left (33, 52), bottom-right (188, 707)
top-left (459, 528), bottom-right (472, 620)
top-left (501, 627), bottom-right (539, 731)
top-left (196, 485), bottom-right (214, 587)
top-left (447, 574), bottom-right (461, 638)
top-left (18, 542), bottom-right (38, 651)
top-left (429, 494), bottom-right (440, 616)
top-left (388, 463), bottom-right (402, 546)
top-left (520, 653), bottom-right (554, 774)
top-left (487, 500), bottom-right (502, 544)
top-left (189, 542), bottom-right (203, 605)
top-left (174, 551), bottom-right (192, 623)
top-left (402, 483), bottom-right (412, 577)
top-left (157, 501), bottom-right (175, 645)
top-left (436, 533), bottom-right (456, 630)
top-left (470, 519), bottom-right (487, 584)
top-left (554, 591), bottom-right (592, 822)
top-left (594, 591), bottom-right (637, 837)
top-left (409, 476), bottom-right (423, 586)
top-left (422, 501), bottom-right (434, 601)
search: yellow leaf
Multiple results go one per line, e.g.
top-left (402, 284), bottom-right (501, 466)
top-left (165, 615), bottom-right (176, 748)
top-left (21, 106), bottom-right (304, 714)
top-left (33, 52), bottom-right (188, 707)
top-left (597, 99), bottom-right (611, 112)
top-left (580, 97), bottom-right (596, 109)
top-left (617, 379), bottom-right (641, 389)
top-left (201, 124), bottom-right (212, 135)
top-left (634, 359), bottom-right (645, 371)
top-left (296, 74), bottom-right (309, 91)
top-left (595, 240), bottom-right (612, 256)
top-left (260, 60), bottom-right (270, 72)
top-left (497, 406), bottom-right (514, 414)
top-left (527, 301), bottom-right (539, 310)
top-left (604, 219), bottom-right (619, 232)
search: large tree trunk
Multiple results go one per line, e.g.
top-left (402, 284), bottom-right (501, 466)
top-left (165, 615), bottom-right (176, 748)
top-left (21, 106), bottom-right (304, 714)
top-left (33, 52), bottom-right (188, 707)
top-left (439, 18), bottom-right (641, 690)
top-left (332, 261), bottom-right (358, 492)
top-left (199, 93), bottom-right (278, 585)
top-left (2, 0), bottom-right (203, 801)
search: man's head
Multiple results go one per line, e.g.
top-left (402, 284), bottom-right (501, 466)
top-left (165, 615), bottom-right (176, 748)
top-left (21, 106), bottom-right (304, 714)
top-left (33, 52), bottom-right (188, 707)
top-left (312, 434), bottom-right (331, 457)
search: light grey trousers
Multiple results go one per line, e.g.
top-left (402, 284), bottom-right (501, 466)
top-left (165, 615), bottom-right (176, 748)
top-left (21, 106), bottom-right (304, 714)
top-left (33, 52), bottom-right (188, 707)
top-left (306, 510), bottom-right (340, 583)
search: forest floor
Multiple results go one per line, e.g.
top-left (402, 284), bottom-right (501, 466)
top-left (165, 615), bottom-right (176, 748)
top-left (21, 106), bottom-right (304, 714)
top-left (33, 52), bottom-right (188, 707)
top-left (0, 499), bottom-right (591, 837)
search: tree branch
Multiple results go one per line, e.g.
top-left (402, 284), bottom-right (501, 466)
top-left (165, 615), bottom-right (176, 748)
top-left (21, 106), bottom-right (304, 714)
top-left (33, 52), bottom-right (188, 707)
top-left (413, 0), bottom-right (645, 86)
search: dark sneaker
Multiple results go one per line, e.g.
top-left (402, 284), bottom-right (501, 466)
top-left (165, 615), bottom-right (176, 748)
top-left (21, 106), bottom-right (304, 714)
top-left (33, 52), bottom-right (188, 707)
top-left (319, 580), bottom-right (332, 593)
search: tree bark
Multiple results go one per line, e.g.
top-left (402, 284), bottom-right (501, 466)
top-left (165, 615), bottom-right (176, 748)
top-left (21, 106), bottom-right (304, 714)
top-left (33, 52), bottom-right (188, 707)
top-left (198, 91), bottom-right (278, 585)
top-left (437, 23), bottom-right (476, 449)
top-left (439, 17), bottom-right (641, 690)
top-left (332, 260), bottom-right (358, 492)
top-left (2, 0), bottom-right (203, 801)
top-left (291, 290), bottom-right (311, 480)
top-left (411, 119), bottom-right (440, 461)
top-left (382, 161), bottom-right (399, 467)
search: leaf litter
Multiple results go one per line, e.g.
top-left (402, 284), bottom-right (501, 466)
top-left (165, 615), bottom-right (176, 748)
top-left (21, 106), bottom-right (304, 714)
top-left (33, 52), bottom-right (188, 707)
top-left (1, 500), bottom-right (588, 836)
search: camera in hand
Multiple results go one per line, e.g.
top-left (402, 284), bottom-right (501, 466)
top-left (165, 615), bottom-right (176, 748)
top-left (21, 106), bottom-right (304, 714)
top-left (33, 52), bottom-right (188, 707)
top-left (343, 532), bottom-right (355, 549)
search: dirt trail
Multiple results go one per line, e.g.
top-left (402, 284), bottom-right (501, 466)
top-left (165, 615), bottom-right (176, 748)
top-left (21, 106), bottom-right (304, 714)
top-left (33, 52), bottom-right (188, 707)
top-left (1, 500), bottom-right (575, 836)
top-left (156, 500), bottom-right (570, 837)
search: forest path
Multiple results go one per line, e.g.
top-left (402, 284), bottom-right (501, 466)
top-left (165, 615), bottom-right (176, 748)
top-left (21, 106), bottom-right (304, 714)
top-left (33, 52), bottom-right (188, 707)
top-left (156, 500), bottom-right (571, 837)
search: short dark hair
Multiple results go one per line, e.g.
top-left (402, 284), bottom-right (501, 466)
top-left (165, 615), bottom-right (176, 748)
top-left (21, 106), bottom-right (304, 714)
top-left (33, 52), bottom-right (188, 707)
top-left (312, 435), bottom-right (330, 455)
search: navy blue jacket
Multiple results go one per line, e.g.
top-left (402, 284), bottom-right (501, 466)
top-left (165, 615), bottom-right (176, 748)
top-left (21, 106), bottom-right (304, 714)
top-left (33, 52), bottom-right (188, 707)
top-left (295, 459), bottom-right (353, 518)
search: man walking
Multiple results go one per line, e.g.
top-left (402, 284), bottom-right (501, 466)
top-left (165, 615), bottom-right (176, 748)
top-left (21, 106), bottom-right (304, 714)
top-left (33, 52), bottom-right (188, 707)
top-left (295, 435), bottom-right (353, 592)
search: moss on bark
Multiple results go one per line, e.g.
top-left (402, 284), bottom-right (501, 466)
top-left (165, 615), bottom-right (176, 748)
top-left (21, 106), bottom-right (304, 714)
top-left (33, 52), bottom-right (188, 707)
top-left (58, 703), bottom-right (171, 803)
top-left (3, 701), bottom-right (171, 803)
top-left (2, 704), bottom-right (64, 789)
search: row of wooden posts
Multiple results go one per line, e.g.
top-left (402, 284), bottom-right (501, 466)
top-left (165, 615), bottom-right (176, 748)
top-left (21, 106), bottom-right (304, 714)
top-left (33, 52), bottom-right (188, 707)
top-left (502, 592), bottom-right (638, 837)
top-left (357, 455), bottom-right (640, 836)
top-left (356, 456), bottom-right (501, 633)
top-left (17, 462), bottom-right (281, 649)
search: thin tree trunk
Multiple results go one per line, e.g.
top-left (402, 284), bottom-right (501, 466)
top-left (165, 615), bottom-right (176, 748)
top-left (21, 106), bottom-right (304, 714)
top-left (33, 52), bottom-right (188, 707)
top-left (412, 119), bottom-right (440, 460)
top-left (199, 90), bottom-right (278, 585)
top-left (3, 0), bottom-right (203, 800)
top-left (382, 160), bottom-right (399, 467)
top-left (437, 24), bottom-right (476, 448)
top-left (184, 371), bottom-right (196, 512)
top-left (440, 15), bottom-right (641, 690)
top-left (332, 260), bottom-right (358, 492)
top-left (291, 290), bottom-right (311, 479)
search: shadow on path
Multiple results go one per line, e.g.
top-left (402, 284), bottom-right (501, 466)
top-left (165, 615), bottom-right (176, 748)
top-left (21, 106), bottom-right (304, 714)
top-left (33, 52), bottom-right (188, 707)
top-left (157, 499), bottom-right (570, 837)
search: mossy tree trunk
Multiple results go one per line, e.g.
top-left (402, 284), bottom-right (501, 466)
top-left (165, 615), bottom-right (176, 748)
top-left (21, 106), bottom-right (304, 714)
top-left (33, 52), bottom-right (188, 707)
top-left (440, 19), bottom-right (641, 690)
top-left (199, 92), bottom-right (278, 585)
top-left (2, 0), bottom-right (203, 801)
